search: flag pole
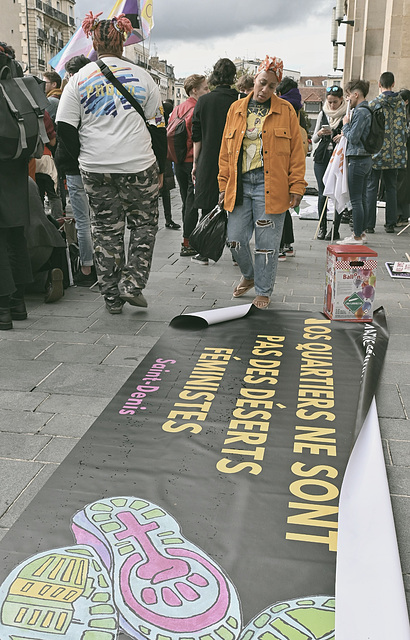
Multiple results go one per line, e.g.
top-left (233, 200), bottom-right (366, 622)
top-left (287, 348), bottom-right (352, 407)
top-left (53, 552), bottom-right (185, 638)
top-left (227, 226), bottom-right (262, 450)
top-left (313, 196), bottom-right (328, 240)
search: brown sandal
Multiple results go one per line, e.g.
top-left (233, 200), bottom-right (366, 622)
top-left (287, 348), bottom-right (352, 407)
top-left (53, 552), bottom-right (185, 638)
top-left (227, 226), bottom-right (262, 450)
top-left (233, 278), bottom-right (254, 298)
top-left (252, 296), bottom-right (270, 309)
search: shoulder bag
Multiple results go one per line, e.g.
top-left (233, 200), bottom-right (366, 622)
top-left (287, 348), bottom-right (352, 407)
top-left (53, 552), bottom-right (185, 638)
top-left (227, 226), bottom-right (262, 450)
top-left (96, 59), bottom-right (167, 173)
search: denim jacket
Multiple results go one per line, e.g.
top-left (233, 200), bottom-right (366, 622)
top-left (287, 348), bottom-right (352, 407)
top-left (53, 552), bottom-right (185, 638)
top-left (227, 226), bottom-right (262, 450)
top-left (342, 101), bottom-right (372, 157)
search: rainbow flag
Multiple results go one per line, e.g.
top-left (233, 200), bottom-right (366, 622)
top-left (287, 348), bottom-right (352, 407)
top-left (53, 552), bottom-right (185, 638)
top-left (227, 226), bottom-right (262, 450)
top-left (49, 0), bottom-right (154, 76)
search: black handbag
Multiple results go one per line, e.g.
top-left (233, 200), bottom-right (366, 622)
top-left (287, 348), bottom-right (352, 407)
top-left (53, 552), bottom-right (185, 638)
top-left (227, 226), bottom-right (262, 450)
top-left (189, 205), bottom-right (227, 262)
top-left (313, 112), bottom-right (332, 165)
top-left (96, 59), bottom-right (167, 173)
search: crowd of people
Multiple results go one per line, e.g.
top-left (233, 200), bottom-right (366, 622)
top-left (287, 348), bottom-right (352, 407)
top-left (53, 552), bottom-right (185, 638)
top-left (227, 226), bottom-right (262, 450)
top-left (1, 12), bottom-right (409, 329)
top-left (312, 72), bottom-right (409, 245)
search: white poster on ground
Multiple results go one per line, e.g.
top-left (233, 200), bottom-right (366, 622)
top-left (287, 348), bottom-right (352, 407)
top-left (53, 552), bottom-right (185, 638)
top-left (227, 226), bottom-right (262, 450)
top-left (335, 398), bottom-right (410, 638)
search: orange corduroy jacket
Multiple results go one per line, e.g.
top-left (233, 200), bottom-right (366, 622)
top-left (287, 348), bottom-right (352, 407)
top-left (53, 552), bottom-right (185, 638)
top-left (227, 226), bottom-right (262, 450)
top-left (218, 92), bottom-right (307, 214)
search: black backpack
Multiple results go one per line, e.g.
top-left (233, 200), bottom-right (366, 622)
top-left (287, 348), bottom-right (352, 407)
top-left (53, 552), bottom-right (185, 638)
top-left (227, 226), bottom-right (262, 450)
top-left (0, 56), bottom-right (50, 161)
top-left (362, 104), bottom-right (385, 155)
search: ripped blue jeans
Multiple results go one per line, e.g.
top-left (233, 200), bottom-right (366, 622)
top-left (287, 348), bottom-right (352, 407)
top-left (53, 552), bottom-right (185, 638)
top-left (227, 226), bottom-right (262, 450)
top-left (227, 168), bottom-right (286, 297)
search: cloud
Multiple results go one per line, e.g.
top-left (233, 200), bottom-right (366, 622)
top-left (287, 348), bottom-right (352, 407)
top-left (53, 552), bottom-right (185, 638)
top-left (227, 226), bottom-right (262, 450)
top-left (73, 0), bottom-right (336, 77)
top-left (75, 0), bottom-right (332, 43)
top-left (152, 0), bottom-right (331, 43)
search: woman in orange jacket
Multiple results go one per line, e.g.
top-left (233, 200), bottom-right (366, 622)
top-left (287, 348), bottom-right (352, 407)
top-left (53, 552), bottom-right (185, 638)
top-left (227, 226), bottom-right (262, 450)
top-left (218, 56), bottom-right (306, 308)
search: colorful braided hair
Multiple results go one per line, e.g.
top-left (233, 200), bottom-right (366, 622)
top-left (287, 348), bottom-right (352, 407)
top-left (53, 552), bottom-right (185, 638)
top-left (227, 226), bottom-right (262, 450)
top-left (82, 11), bottom-right (133, 52)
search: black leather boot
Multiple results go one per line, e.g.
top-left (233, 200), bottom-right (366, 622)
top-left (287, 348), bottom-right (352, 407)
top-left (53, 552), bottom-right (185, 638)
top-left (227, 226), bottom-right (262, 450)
top-left (10, 285), bottom-right (27, 320)
top-left (0, 296), bottom-right (12, 330)
top-left (10, 298), bottom-right (27, 320)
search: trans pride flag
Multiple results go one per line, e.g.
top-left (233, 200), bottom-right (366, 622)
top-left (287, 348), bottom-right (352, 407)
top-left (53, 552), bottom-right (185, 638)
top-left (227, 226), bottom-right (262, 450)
top-left (49, 0), bottom-right (154, 76)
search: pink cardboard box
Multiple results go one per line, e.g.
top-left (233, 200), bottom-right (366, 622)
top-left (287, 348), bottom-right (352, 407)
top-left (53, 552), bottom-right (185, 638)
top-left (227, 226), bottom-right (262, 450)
top-left (324, 244), bottom-right (378, 321)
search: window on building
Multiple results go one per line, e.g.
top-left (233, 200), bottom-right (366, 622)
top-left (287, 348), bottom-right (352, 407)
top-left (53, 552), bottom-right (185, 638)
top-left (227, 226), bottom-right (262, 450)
top-left (56, 0), bottom-right (60, 9)
top-left (38, 42), bottom-right (44, 64)
top-left (304, 101), bottom-right (321, 113)
top-left (322, 80), bottom-right (327, 87)
top-left (69, 5), bottom-right (73, 17)
top-left (305, 79), bottom-right (313, 87)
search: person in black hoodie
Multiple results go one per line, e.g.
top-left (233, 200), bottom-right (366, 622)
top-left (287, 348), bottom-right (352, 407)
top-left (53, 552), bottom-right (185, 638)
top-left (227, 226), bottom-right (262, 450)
top-left (190, 58), bottom-right (239, 264)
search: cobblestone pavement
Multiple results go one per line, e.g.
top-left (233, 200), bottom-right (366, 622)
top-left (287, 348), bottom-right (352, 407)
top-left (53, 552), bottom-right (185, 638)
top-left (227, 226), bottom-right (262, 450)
top-left (0, 157), bottom-right (409, 607)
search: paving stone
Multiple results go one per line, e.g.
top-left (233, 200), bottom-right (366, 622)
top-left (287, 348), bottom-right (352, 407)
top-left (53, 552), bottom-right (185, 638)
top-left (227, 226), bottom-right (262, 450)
top-left (95, 334), bottom-right (158, 349)
top-left (0, 409), bottom-right (53, 434)
top-left (387, 466), bottom-right (410, 497)
top-left (34, 362), bottom-right (132, 397)
top-left (100, 346), bottom-right (146, 367)
top-left (0, 329), bottom-right (47, 341)
top-left (84, 315), bottom-right (146, 335)
top-left (0, 340), bottom-right (54, 361)
top-left (0, 464), bottom-right (57, 528)
top-left (399, 384), bottom-right (410, 419)
top-left (136, 322), bottom-right (168, 337)
top-left (34, 393), bottom-right (111, 416)
top-left (283, 295), bottom-right (316, 304)
top-left (376, 384), bottom-right (407, 419)
top-left (0, 391), bottom-right (49, 412)
top-left (28, 301), bottom-right (104, 318)
top-left (39, 413), bottom-right (95, 438)
top-left (0, 432), bottom-right (51, 460)
top-left (34, 436), bottom-right (79, 463)
top-left (35, 342), bottom-right (114, 364)
top-left (0, 359), bottom-right (61, 392)
top-left (391, 496), bottom-right (410, 574)
top-left (28, 316), bottom-right (98, 332)
top-left (33, 330), bottom-right (104, 344)
top-left (0, 460), bottom-right (43, 514)
top-left (380, 418), bottom-right (410, 441)
top-left (389, 440), bottom-right (410, 467)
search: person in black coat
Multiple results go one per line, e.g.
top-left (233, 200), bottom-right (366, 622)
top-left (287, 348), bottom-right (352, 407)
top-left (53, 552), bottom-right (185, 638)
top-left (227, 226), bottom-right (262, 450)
top-left (191, 58), bottom-right (238, 264)
top-left (0, 43), bottom-right (33, 330)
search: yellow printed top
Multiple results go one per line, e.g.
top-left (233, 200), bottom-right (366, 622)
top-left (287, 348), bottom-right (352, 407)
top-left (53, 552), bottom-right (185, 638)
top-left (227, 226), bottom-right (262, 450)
top-left (242, 99), bottom-right (270, 174)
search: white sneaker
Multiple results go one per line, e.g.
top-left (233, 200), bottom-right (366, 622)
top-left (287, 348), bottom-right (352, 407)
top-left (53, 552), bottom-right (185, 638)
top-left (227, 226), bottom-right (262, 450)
top-left (336, 235), bottom-right (364, 245)
top-left (361, 233), bottom-right (368, 244)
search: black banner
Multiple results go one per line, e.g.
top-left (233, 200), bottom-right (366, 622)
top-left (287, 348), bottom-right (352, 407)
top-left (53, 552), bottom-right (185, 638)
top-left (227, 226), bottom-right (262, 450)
top-left (0, 308), bottom-right (388, 640)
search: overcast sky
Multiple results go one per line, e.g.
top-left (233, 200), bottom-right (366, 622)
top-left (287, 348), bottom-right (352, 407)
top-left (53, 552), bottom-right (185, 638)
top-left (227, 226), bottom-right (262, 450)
top-left (74, 0), bottom-right (342, 78)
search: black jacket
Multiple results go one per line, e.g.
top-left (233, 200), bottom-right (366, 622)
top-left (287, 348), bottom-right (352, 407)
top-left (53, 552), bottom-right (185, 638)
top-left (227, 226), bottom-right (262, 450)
top-left (192, 85), bottom-right (239, 209)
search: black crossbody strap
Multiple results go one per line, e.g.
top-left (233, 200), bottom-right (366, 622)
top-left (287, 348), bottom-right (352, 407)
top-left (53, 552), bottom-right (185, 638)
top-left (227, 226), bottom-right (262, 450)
top-left (96, 59), bottom-right (148, 125)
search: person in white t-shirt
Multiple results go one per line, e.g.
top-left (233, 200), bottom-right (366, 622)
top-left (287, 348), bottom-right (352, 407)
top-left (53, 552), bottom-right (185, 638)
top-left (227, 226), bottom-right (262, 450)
top-left (56, 11), bottom-right (166, 313)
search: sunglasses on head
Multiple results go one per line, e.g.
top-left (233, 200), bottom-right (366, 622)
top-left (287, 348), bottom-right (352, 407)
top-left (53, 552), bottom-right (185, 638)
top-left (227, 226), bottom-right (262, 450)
top-left (326, 86), bottom-right (341, 94)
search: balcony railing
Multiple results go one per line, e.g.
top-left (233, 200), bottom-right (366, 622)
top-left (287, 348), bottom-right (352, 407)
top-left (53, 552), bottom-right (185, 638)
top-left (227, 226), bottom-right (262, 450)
top-left (69, 16), bottom-right (75, 26)
top-left (49, 35), bottom-right (56, 46)
top-left (37, 28), bottom-right (47, 40)
top-left (42, 3), bottom-right (68, 24)
top-left (57, 39), bottom-right (63, 49)
top-left (36, 0), bottom-right (42, 9)
top-left (38, 58), bottom-right (45, 68)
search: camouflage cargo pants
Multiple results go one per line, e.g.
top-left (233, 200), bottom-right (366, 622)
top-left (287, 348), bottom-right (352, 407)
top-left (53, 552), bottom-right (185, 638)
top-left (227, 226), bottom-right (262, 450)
top-left (81, 162), bottom-right (159, 299)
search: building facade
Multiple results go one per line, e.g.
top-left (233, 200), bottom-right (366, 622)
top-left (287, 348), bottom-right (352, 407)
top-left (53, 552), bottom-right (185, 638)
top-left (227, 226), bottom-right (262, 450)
top-left (341, 0), bottom-right (410, 97)
top-left (299, 74), bottom-right (343, 133)
top-left (5, 0), bottom-right (76, 76)
top-left (233, 57), bottom-right (301, 85)
top-left (124, 45), bottom-right (176, 103)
